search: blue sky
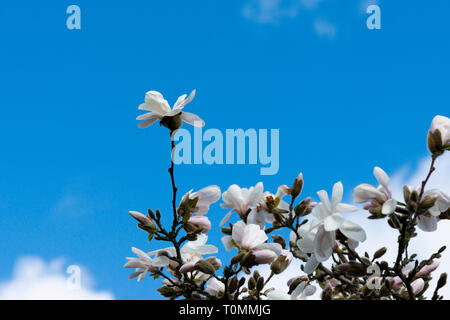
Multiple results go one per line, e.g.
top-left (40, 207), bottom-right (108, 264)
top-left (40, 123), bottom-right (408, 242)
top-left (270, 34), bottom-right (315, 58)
top-left (0, 0), bottom-right (449, 299)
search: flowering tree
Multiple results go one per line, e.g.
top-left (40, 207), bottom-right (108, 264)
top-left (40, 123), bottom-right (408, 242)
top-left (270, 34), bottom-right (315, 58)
top-left (124, 90), bottom-right (450, 300)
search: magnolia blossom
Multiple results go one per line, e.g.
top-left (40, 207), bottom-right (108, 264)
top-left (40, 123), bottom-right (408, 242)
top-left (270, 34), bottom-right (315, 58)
top-left (267, 282), bottom-right (316, 300)
top-left (247, 185), bottom-right (290, 229)
top-left (186, 185), bottom-right (221, 215)
top-left (137, 90), bottom-right (204, 128)
top-left (429, 115), bottom-right (450, 145)
top-left (205, 277), bottom-right (225, 297)
top-left (353, 167), bottom-right (397, 215)
top-left (124, 247), bottom-right (170, 282)
top-left (309, 182), bottom-right (366, 262)
top-left (295, 225), bottom-right (321, 274)
top-left (148, 234), bottom-right (218, 275)
top-left (222, 221), bottom-right (281, 264)
top-left (407, 185), bottom-right (450, 232)
top-left (220, 182), bottom-right (264, 226)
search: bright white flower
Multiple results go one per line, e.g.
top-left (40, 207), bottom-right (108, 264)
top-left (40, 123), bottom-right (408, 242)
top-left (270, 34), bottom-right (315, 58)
top-left (295, 225), bottom-right (321, 274)
top-left (149, 234), bottom-right (218, 265)
top-left (221, 221), bottom-right (281, 264)
top-left (267, 282), bottom-right (316, 300)
top-left (220, 182), bottom-right (264, 226)
top-left (205, 277), bottom-right (225, 297)
top-left (186, 185), bottom-right (221, 215)
top-left (353, 167), bottom-right (397, 214)
top-left (310, 182), bottom-right (366, 262)
top-left (124, 247), bottom-right (170, 282)
top-left (247, 185), bottom-right (290, 229)
top-left (407, 186), bottom-right (450, 232)
top-left (136, 90), bottom-right (205, 128)
top-left (429, 115), bottom-right (450, 145)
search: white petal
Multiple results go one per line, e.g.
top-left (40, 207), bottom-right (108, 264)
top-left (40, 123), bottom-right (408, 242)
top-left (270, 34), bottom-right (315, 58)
top-left (374, 166), bottom-right (391, 196)
top-left (231, 221), bottom-right (246, 245)
top-left (247, 208), bottom-right (266, 229)
top-left (304, 255), bottom-right (320, 274)
top-left (417, 215), bottom-right (438, 232)
top-left (313, 226), bottom-right (335, 262)
top-left (221, 236), bottom-right (234, 251)
top-left (339, 220), bottom-right (367, 242)
top-left (267, 291), bottom-right (291, 300)
top-left (181, 112), bottom-right (205, 127)
top-left (152, 256), bottom-right (170, 267)
top-left (324, 213), bottom-right (345, 232)
top-left (331, 182), bottom-right (344, 208)
top-left (219, 210), bottom-right (234, 226)
top-left (137, 117), bottom-right (159, 128)
top-left (335, 203), bottom-right (358, 213)
top-left (241, 224), bottom-right (267, 249)
top-left (382, 199), bottom-right (397, 215)
top-left (317, 190), bottom-right (331, 212)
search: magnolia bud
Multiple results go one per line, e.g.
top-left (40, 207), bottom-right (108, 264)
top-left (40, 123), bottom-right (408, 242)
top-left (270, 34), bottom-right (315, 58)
top-left (179, 261), bottom-right (196, 273)
top-left (428, 115), bottom-right (450, 155)
top-left (417, 261), bottom-right (440, 277)
top-left (205, 257), bottom-right (222, 270)
top-left (188, 215), bottom-right (211, 233)
top-left (290, 173), bottom-right (304, 199)
top-left (195, 260), bottom-right (216, 275)
top-left (373, 247), bottom-right (387, 260)
top-left (270, 250), bottom-right (293, 274)
top-left (129, 211), bottom-right (155, 228)
top-left (253, 249), bottom-right (278, 265)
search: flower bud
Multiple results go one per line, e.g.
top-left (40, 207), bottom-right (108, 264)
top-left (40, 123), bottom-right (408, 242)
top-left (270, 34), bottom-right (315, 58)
top-left (417, 261), bottom-right (440, 277)
top-left (179, 261), bottom-right (196, 273)
top-left (194, 260), bottom-right (216, 276)
top-left (373, 247), bottom-right (387, 260)
top-left (253, 249), bottom-right (278, 265)
top-left (270, 250), bottom-right (293, 274)
top-left (187, 215), bottom-right (211, 233)
top-left (205, 257), bottom-right (222, 270)
top-left (129, 211), bottom-right (155, 228)
top-left (290, 173), bottom-right (304, 199)
top-left (428, 115), bottom-right (450, 155)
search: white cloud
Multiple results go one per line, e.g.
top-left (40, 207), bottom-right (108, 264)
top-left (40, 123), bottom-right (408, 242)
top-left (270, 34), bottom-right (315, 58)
top-left (257, 152), bottom-right (450, 299)
top-left (314, 19), bottom-right (337, 38)
top-left (243, 0), bottom-right (323, 24)
top-left (0, 256), bottom-right (114, 300)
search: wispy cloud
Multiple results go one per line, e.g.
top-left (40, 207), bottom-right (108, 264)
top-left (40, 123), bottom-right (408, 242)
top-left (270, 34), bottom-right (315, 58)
top-left (0, 256), bottom-right (114, 300)
top-left (242, 0), bottom-right (323, 24)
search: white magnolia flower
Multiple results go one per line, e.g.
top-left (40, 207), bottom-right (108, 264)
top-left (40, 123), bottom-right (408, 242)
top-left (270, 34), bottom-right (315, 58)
top-left (221, 221), bottom-right (281, 264)
top-left (247, 185), bottom-right (290, 229)
top-left (124, 247), bottom-right (170, 282)
top-left (220, 182), bottom-right (264, 226)
top-left (429, 115), bottom-right (450, 145)
top-left (353, 167), bottom-right (397, 215)
top-left (295, 225), bottom-right (321, 274)
top-left (137, 90), bottom-right (205, 128)
top-left (186, 185), bottom-right (221, 215)
top-left (205, 277), bottom-right (225, 297)
top-left (310, 182), bottom-right (366, 262)
top-left (267, 282), bottom-right (316, 300)
top-left (407, 186), bottom-right (450, 232)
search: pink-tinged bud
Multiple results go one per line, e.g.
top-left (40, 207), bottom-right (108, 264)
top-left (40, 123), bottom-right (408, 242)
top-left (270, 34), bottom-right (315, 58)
top-left (188, 215), bottom-right (211, 233)
top-left (417, 261), bottom-right (440, 277)
top-left (411, 278), bottom-right (425, 295)
top-left (179, 261), bottom-right (196, 273)
top-left (129, 211), bottom-right (154, 226)
top-left (290, 173), bottom-right (304, 199)
top-left (281, 249), bottom-right (293, 263)
top-left (363, 203), bottom-right (374, 210)
top-left (391, 276), bottom-right (403, 290)
top-left (253, 249), bottom-right (278, 264)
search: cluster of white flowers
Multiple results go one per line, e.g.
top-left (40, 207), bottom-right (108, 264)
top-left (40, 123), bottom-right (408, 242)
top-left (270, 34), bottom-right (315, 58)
top-left (125, 89), bottom-right (450, 300)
